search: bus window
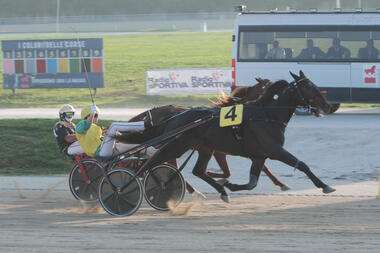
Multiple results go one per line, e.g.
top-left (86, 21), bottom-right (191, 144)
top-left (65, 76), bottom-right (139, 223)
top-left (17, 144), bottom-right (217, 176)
top-left (239, 31), bottom-right (273, 59)
top-left (237, 26), bottom-right (380, 62)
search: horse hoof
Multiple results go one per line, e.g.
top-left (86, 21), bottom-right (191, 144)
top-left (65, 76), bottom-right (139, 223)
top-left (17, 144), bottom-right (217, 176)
top-left (280, 185), bottom-right (291, 191)
top-left (216, 179), bottom-right (228, 186)
top-left (193, 189), bottom-right (207, 200)
top-left (220, 194), bottom-right (230, 203)
top-left (323, 186), bottom-right (336, 194)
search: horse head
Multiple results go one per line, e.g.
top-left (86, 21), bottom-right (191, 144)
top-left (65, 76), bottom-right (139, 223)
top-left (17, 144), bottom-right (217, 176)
top-left (251, 78), bottom-right (272, 99)
top-left (290, 71), bottom-right (331, 117)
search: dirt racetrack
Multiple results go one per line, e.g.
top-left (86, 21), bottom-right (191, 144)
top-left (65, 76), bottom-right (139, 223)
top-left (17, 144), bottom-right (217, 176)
top-left (1, 108), bottom-right (380, 252)
top-left (0, 189), bottom-right (379, 253)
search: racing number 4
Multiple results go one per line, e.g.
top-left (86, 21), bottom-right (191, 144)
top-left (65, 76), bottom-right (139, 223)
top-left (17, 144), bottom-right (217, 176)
top-left (219, 104), bottom-right (243, 127)
top-left (225, 106), bottom-right (237, 121)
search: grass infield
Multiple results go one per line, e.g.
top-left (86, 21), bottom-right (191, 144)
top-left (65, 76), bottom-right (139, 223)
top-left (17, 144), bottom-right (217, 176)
top-left (0, 119), bottom-right (113, 174)
top-left (0, 32), bottom-right (232, 108)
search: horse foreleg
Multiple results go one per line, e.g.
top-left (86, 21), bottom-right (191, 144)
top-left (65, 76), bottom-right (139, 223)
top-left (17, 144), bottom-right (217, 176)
top-left (262, 164), bottom-right (291, 191)
top-left (206, 152), bottom-right (231, 178)
top-left (224, 158), bottom-right (264, 192)
top-left (192, 150), bottom-right (230, 203)
top-left (269, 148), bottom-right (335, 193)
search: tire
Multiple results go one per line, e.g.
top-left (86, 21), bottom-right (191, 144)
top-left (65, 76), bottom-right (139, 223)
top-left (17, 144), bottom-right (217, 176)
top-left (69, 159), bottom-right (104, 202)
top-left (143, 164), bottom-right (185, 211)
top-left (98, 168), bottom-right (143, 217)
top-left (328, 103), bottom-right (340, 114)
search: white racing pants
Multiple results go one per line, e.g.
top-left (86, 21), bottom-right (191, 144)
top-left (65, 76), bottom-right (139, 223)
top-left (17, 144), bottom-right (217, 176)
top-left (98, 121), bottom-right (157, 157)
top-left (67, 141), bottom-right (84, 155)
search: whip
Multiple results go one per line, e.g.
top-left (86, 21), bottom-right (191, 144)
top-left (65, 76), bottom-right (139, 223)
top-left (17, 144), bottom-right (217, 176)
top-left (73, 29), bottom-right (95, 105)
top-left (71, 27), bottom-right (97, 124)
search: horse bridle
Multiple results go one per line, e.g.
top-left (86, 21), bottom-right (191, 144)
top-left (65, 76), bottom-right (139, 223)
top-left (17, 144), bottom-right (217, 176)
top-left (290, 78), bottom-right (321, 111)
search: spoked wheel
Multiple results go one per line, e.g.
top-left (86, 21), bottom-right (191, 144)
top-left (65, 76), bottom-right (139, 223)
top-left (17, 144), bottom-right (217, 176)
top-left (143, 164), bottom-right (185, 211)
top-left (69, 159), bottom-right (104, 202)
top-left (98, 168), bottom-right (143, 216)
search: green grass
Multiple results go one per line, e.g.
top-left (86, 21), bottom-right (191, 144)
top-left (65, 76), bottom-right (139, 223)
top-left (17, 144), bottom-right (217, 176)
top-left (0, 32), bottom-right (233, 108)
top-left (0, 119), bottom-right (112, 174)
top-left (341, 103), bottom-right (380, 108)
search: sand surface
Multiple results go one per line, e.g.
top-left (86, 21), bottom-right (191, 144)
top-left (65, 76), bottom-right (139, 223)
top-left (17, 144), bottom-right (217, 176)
top-left (1, 107), bottom-right (380, 252)
top-left (0, 190), bottom-right (379, 253)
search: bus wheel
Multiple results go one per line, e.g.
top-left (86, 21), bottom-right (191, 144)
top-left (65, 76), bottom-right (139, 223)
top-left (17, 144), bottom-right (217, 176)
top-left (328, 103), bottom-right (340, 114)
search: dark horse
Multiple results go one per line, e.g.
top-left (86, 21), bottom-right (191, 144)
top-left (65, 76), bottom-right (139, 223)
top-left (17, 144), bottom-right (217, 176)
top-left (126, 78), bottom-right (290, 191)
top-left (118, 71), bottom-right (336, 202)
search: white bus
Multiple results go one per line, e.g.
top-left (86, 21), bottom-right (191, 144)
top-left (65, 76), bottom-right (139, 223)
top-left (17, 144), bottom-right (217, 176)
top-left (232, 7), bottom-right (380, 111)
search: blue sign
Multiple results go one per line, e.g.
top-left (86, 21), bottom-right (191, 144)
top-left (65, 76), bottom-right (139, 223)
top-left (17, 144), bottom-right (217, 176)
top-left (2, 38), bottom-right (104, 89)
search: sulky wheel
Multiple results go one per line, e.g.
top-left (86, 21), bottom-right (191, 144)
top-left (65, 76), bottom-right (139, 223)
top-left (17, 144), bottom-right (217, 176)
top-left (98, 168), bottom-right (143, 216)
top-left (69, 159), bottom-right (104, 202)
top-left (143, 164), bottom-right (185, 211)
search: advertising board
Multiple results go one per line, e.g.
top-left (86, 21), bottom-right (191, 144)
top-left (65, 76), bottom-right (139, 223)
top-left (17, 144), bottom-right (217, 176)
top-left (2, 38), bottom-right (104, 89)
top-left (146, 68), bottom-right (232, 95)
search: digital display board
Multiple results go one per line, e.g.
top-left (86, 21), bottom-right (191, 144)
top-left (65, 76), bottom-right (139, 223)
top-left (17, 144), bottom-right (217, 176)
top-left (2, 38), bottom-right (104, 89)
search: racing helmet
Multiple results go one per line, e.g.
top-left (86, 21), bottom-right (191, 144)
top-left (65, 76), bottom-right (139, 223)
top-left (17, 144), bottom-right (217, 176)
top-left (81, 104), bottom-right (100, 119)
top-left (59, 104), bottom-right (75, 122)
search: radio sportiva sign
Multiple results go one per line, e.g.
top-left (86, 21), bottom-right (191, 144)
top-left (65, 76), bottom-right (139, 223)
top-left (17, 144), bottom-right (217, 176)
top-left (2, 38), bottom-right (104, 89)
top-left (146, 68), bottom-right (232, 95)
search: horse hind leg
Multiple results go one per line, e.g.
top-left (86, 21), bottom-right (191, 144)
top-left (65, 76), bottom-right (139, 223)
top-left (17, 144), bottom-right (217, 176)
top-left (262, 164), bottom-right (291, 191)
top-left (206, 152), bottom-right (231, 179)
top-left (192, 150), bottom-right (230, 203)
top-left (210, 153), bottom-right (291, 191)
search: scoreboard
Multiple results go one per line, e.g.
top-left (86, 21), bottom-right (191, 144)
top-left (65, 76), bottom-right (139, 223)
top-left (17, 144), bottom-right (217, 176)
top-left (2, 38), bottom-right (104, 89)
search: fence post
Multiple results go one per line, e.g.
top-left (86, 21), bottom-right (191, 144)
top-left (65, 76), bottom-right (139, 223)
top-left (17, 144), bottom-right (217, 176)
top-left (378, 173), bottom-right (380, 199)
top-left (200, 22), bottom-right (207, 32)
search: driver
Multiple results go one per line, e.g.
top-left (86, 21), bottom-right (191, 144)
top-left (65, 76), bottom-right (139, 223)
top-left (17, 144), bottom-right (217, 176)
top-left (53, 104), bottom-right (84, 155)
top-left (76, 104), bottom-right (156, 158)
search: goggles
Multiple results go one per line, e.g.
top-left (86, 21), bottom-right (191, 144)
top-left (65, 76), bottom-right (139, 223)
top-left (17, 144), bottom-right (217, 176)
top-left (64, 112), bottom-right (74, 117)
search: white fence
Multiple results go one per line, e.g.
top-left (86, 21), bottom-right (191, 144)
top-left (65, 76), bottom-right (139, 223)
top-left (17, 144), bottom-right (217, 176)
top-left (0, 13), bottom-right (235, 33)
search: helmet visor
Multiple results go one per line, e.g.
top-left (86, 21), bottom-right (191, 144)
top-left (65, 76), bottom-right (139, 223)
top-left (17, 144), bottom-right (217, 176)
top-left (64, 112), bottom-right (74, 118)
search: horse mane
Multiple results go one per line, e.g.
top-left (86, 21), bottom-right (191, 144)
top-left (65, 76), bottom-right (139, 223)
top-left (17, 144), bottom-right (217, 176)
top-left (208, 90), bottom-right (235, 107)
top-left (209, 78), bottom-right (272, 107)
